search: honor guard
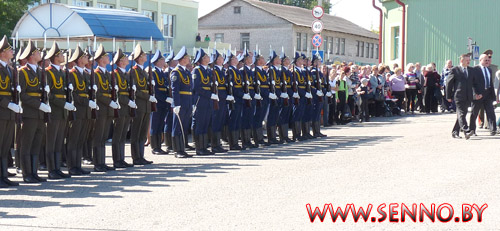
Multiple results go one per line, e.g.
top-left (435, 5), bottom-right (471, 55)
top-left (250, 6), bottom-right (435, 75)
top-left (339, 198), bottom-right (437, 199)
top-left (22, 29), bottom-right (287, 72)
top-left (192, 48), bottom-right (217, 155)
top-left (226, 50), bottom-right (246, 150)
top-left (93, 44), bottom-right (118, 172)
top-left (83, 53), bottom-right (94, 166)
top-left (163, 50), bottom-right (176, 152)
top-left (266, 50), bottom-right (281, 144)
top-left (239, 49), bottom-right (258, 149)
top-left (252, 50), bottom-right (268, 146)
top-left (129, 43), bottom-right (156, 165)
top-left (302, 56), bottom-right (315, 139)
top-left (310, 53), bottom-right (327, 138)
top-left (209, 49), bottom-right (229, 153)
top-left (111, 49), bottom-right (135, 168)
top-left (0, 36), bottom-right (21, 186)
top-left (149, 49), bottom-right (169, 155)
top-left (18, 40), bottom-right (49, 183)
top-left (291, 52), bottom-right (308, 141)
top-left (67, 45), bottom-right (94, 175)
top-left (170, 46), bottom-right (193, 158)
top-left (45, 41), bottom-right (73, 179)
top-left (278, 50), bottom-right (293, 143)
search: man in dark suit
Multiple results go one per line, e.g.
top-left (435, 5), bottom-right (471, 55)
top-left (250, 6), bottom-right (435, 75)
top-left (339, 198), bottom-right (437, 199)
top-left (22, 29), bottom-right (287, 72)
top-left (446, 53), bottom-right (473, 139)
top-left (469, 53), bottom-right (496, 136)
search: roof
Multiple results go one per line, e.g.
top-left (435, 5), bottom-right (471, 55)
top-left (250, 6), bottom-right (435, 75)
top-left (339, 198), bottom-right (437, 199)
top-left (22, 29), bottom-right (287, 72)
top-left (12, 3), bottom-right (163, 41)
top-left (201, 0), bottom-right (378, 40)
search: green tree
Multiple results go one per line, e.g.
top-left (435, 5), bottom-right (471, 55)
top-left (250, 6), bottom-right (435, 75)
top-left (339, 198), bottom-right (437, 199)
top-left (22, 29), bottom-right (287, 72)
top-left (0, 0), bottom-right (37, 37)
top-left (260, 0), bottom-right (332, 14)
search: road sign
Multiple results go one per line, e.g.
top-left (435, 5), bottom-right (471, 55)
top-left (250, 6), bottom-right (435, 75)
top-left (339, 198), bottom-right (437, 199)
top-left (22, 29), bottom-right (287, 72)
top-left (311, 34), bottom-right (323, 48)
top-left (311, 20), bottom-right (324, 34)
top-left (312, 6), bottom-right (324, 19)
top-left (473, 45), bottom-right (480, 60)
top-left (312, 50), bottom-right (324, 62)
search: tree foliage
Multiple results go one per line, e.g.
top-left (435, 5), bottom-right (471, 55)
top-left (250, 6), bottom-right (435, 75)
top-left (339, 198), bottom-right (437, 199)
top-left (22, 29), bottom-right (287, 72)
top-left (260, 0), bottom-right (332, 14)
top-left (0, 0), bottom-right (37, 37)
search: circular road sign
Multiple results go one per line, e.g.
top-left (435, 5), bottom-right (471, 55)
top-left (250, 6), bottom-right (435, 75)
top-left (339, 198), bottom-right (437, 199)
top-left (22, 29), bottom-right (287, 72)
top-left (311, 20), bottom-right (324, 34)
top-left (311, 34), bottom-right (323, 48)
top-left (312, 6), bottom-right (324, 19)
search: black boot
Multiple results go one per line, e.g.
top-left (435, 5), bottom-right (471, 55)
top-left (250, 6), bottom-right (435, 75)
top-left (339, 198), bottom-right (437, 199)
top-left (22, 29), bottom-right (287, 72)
top-left (313, 122), bottom-right (327, 137)
top-left (267, 126), bottom-right (280, 144)
top-left (283, 124), bottom-right (294, 143)
top-left (201, 134), bottom-right (214, 155)
top-left (229, 130), bottom-right (242, 150)
top-left (245, 129), bottom-right (257, 148)
top-left (255, 127), bottom-right (268, 146)
top-left (211, 132), bottom-right (228, 153)
top-left (54, 152), bottom-right (70, 178)
top-left (164, 132), bottom-right (173, 151)
top-left (173, 136), bottom-right (189, 158)
top-left (31, 155), bottom-right (46, 182)
top-left (1, 158), bottom-right (18, 186)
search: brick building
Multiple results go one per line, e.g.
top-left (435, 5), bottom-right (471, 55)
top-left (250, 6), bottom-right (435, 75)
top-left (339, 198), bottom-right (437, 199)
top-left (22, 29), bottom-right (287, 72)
top-left (199, 0), bottom-right (379, 65)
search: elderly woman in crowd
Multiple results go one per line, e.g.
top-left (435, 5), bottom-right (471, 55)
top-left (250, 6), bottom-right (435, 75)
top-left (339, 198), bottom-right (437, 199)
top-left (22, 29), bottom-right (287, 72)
top-left (389, 67), bottom-right (406, 113)
top-left (369, 65), bottom-right (385, 116)
top-left (404, 63), bottom-right (418, 114)
top-left (348, 65), bottom-right (360, 120)
top-left (423, 63), bottom-right (441, 113)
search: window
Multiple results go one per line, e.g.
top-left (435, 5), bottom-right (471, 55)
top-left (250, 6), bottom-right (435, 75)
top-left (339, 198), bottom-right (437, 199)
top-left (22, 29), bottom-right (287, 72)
top-left (340, 38), bottom-right (345, 55)
top-left (360, 41), bottom-right (364, 57)
top-left (296, 33), bottom-right (302, 51)
top-left (73, 0), bottom-right (91, 7)
top-left (366, 42), bottom-right (370, 58)
top-left (240, 33), bottom-right (250, 50)
top-left (323, 36), bottom-right (328, 52)
top-left (162, 14), bottom-right (175, 37)
top-left (143, 10), bottom-right (156, 23)
top-left (302, 33), bottom-right (308, 52)
top-left (29, 0), bottom-right (60, 9)
top-left (335, 37), bottom-right (340, 55)
top-left (375, 44), bottom-right (379, 60)
top-left (97, 3), bottom-right (114, 9)
top-left (370, 43), bottom-right (374, 59)
top-left (121, 7), bottom-right (136, 11)
top-left (392, 26), bottom-right (400, 60)
top-left (328, 37), bottom-right (333, 54)
top-left (215, 33), bottom-right (224, 43)
top-left (356, 41), bottom-right (360, 57)
top-left (234, 6), bottom-right (241, 14)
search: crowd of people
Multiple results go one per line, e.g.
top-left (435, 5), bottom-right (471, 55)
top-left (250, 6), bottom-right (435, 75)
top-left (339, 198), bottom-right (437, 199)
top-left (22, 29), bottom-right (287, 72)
top-left (0, 33), bottom-right (497, 187)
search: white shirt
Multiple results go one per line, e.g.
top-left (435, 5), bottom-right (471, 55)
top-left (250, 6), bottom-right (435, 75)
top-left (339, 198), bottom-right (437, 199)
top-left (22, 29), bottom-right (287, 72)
top-left (256, 66), bottom-right (262, 71)
top-left (98, 66), bottom-right (107, 74)
top-left (0, 60), bottom-right (7, 68)
top-left (136, 64), bottom-right (144, 70)
top-left (329, 79), bottom-right (337, 94)
top-left (178, 64), bottom-right (186, 71)
top-left (51, 64), bottom-right (61, 71)
top-left (75, 66), bottom-right (84, 75)
top-left (28, 63), bottom-right (38, 73)
top-left (215, 65), bottom-right (223, 71)
top-left (119, 67), bottom-right (126, 73)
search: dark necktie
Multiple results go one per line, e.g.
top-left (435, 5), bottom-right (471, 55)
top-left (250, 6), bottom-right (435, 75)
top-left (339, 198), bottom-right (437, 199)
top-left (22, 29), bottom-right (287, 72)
top-left (463, 67), bottom-right (467, 78)
top-left (483, 67), bottom-right (490, 88)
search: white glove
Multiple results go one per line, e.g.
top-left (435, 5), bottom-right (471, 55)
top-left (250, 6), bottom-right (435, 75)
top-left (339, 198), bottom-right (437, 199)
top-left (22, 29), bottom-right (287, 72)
top-left (242, 93), bottom-right (251, 100)
top-left (64, 102), bottom-right (76, 111)
top-left (316, 91), bottom-right (324, 97)
top-left (68, 83), bottom-right (74, 91)
top-left (211, 93), bottom-right (219, 101)
top-left (132, 85), bottom-right (137, 91)
top-left (16, 85), bottom-right (21, 93)
top-left (215, 81), bottom-right (219, 86)
top-left (151, 81), bottom-right (156, 86)
top-left (128, 100), bottom-right (137, 109)
top-left (173, 106), bottom-right (180, 114)
top-left (166, 97), bottom-right (174, 104)
top-left (280, 92), bottom-right (289, 99)
top-left (269, 93), bottom-right (278, 100)
top-left (326, 92), bottom-right (332, 97)
top-left (92, 85), bottom-right (98, 91)
top-left (272, 80), bottom-right (276, 85)
top-left (254, 93), bottom-right (262, 100)
top-left (44, 85), bottom-right (50, 94)
top-left (7, 103), bottom-right (21, 113)
top-left (114, 85), bottom-right (119, 91)
top-left (109, 101), bottom-right (119, 109)
top-left (305, 92), bottom-right (313, 99)
top-left (192, 105), bottom-right (197, 114)
top-left (96, 105), bottom-right (100, 111)
top-left (149, 95), bottom-right (157, 103)
top-left (226, 95), bottom-right (235, 102)
top-left (292, 92), bottom-right (300, 99)
top-left (88, 100), bottom-right (97, 109)
top-left (116, 101), bottom-right (121, 110)
top-left (39, 103), bottom-right (51, 113)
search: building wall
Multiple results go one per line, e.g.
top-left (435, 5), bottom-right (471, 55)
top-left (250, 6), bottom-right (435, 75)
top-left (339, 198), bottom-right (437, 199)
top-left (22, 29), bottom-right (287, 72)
top-left (383, 0), bottom-right (500, 71)
top-left (200, 0), bottom-right (378, 65)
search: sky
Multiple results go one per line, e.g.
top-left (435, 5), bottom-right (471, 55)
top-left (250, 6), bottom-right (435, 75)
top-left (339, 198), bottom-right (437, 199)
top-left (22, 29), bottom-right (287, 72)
top-left (196, 0), bottom-right (381, 31)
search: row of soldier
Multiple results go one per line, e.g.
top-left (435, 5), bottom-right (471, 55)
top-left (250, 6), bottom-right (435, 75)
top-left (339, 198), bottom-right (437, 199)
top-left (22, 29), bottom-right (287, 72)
top-left (0, 35), bottom-right (333, 186)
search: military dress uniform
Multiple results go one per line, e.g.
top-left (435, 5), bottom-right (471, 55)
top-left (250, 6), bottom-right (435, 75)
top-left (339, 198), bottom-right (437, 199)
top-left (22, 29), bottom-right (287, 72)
top-left (93, 46), bottom-right (117, 172)
top-left (67, 45), bottom-right (93, 175)
top-left (163, 56), bottom-right (175, 152)
top-left (240, 62), bottom-right (257, 149)
top-left (192, 48), bottom-right (215, 155)
top-left (310, 63), bottom-right (326, 138)
top-left (45, 41), bottom-right (72, 179)
top-left (278, 64), bottom-right (293, 143)
top-left (227, 56), bottom-right (244, 150)
top-left (149, 50), bottom-right (169, 155)
top-left (266, 60), bottom-right (281, 144)
top-left (0, 36), bottom-right (20, 186)
top-left (112, 49), bottom-right (134, 168)
top-left (210, 52), bottom-right (228, 153)
top-left (302, 64), bottom-right (315, 139)
top-left (170, 47), bottom-right (193, 158)
top-left (291, 60), bottom-right (308, 141)
top-left (253, 63), bottom-right (269, 145)
top-left (18, 40), bottom-right (48, 183)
